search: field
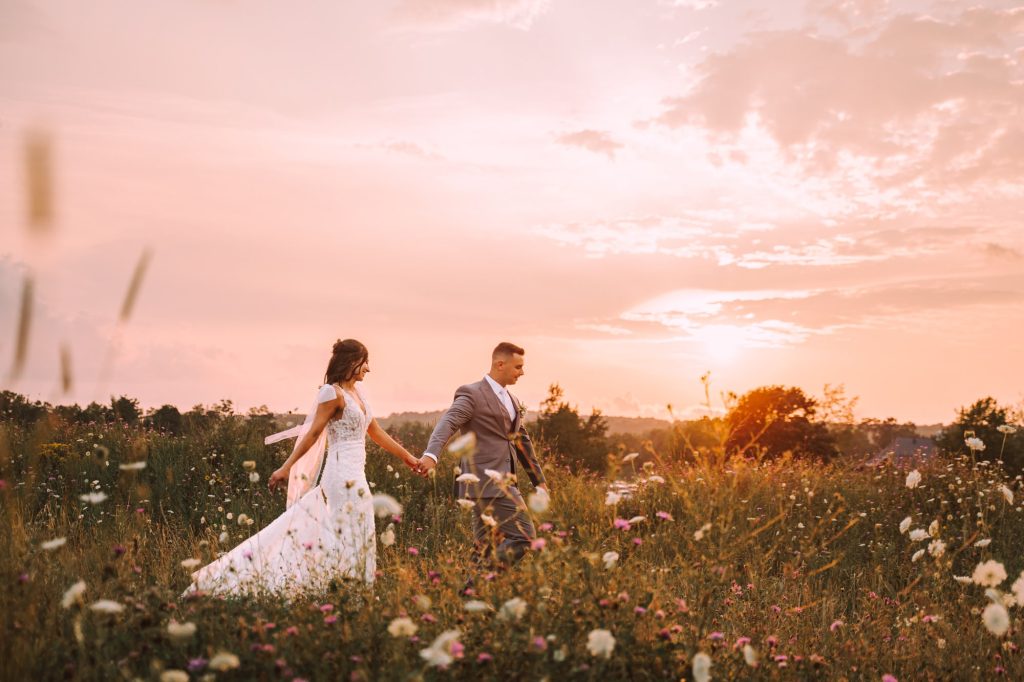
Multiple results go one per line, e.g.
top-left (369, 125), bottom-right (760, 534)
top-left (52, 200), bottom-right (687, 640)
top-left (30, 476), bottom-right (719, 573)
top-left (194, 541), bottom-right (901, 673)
top-left (2, 413), bottom-right (1022, 681)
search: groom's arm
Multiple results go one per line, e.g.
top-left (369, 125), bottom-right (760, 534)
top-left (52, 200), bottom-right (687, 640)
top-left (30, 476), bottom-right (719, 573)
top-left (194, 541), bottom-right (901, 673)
top-left (420, 387), bottom-right (475, 471)
top-left (513, 424), bottom-right (547, 489)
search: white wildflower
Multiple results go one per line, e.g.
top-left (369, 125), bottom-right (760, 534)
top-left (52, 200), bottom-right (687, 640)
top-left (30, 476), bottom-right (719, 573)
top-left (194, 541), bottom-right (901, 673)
top-left (906, 470), bottom-right (921, 489)
top-left (387, 617), bottom-right (418, 637)
top-left (908, 529), bottom-right (929, 542)
top-left (999, 485), bottom-right (1014, 505)
top-left (89, 599), bottom-right (124, 615)
top-left (586, 629), bottom-right (615, 659)
top-left (647, 475), bottom-right (666, 484)
top-left (1011, 573), bottom-right (1024, 606)
top-left (605, 491), bottom-right (622, 506)
top-left (420, 629), bottom-right (462, 668)
top-left (371, 493), bottom-right (402, 518)
top-left (498, 597), bottom-right (528, 621)
top-left (982, 603), bottom-right (1010, 636)
top-left (911, 549), bottom-right (925, 562)
top-left (449, 432), bottom-right (477, 454)
top-left (40, 537), bottom-right (67, 551)
top-left (61, 580), bottom-right (86, 609)
top-left (464, 600), bottom-right (492, 613)
top-left (622, 452), bottom-right (639, 463)
top-left (167, 620), bottom-right (197, 641)
top-left (159, 671), bottom-right (189, 682)
top-left (241, 461), bottom-right (257, 471)
top-left (694, 522), bottom-right (712, 541)
top-left (899, 517), bottom-right (912, 534)
top-left (602, 551), bottom-right (620, 569)
top-left (180, 558), bottom-right (202, 569)
top-left (928, 539), bottom-right (946, 557)
top-left (79, 491), bottom-right (108, 504)
top-left (455, 472), bottom-right (481, 484)
top-left (528, 488), bottom-right (550, 514)
top-left (118, 461), bottom-right (146, 471)
top-left (208, 651), bottom-right (241, 672)
top-left (480, 514), bottom-right (497, 528)
top-left (965, 437), bottom-right (986, 452)
top-left (456, 499), bottom-right (476, 510)
top-left (973, 560), bottom-right (1008, 587)
top-left (743, 644), bottom-right (759, 667)
top-left (627, 515), bottom-right (646, 525)
top-left (997, 425), bottom-right (1017, 435)
top-left (380, 523), bottom-right (395, 547)
top-left (928, 519), bottom-right (939, 537)
top-left (954, 576), bottom-right (973, 585)
top-left (484, 469), bottom-right (504, 483)
top-left (692, 652), bottom-right (712, 682)
top-left (249, 472), bottom-right (260, 483)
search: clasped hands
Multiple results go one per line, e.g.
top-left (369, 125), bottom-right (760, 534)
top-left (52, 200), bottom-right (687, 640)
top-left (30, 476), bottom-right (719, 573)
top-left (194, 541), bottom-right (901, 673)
top-left (406, 455), bottom-right (435, 478)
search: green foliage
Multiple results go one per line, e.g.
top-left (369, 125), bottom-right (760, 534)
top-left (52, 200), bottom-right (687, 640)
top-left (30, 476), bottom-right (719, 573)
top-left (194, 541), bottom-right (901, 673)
top-left (2, 398), bottom-right (1023, 680)
top-left (936, 397), bottom-right (1024, 471)
top-left (724, 386), bottom-right (838, 461)
top-left (3, 391), bottom-right (1024, 679)
top-left (534, 384), bottom-right (610, 473)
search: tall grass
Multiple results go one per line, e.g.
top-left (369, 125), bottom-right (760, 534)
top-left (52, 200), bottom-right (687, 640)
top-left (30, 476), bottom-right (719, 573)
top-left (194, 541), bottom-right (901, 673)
top-left (1, 413), bottom-right (1022, 680)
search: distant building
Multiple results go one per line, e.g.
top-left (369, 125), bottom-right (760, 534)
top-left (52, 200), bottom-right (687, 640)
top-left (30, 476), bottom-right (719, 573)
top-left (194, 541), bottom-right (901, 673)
top-left (866, 437), bottom-right (937, 468)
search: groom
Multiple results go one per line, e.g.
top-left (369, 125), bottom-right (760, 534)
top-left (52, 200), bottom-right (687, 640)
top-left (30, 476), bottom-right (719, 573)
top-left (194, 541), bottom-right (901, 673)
top-left (417, 342), bottom-right (547, 568)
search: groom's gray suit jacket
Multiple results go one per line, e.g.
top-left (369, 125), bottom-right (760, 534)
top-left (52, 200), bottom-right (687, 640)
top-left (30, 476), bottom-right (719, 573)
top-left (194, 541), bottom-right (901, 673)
top-left (426, 379), bottom-right (546, 500)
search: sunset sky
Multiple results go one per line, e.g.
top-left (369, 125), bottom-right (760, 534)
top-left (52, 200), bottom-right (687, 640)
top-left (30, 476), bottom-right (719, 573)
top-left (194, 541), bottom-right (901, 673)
top-left (2, 0), bottom-right (1022, 425)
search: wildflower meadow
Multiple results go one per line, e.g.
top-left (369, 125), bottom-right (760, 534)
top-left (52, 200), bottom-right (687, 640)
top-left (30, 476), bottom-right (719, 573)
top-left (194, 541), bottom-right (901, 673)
top-left (2, 405), bottom-right (1023, 681)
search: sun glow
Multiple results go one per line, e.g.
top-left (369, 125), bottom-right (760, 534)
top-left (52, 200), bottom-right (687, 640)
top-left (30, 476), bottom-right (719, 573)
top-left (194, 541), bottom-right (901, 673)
top-left (692, 324), bottom-right (748, 363)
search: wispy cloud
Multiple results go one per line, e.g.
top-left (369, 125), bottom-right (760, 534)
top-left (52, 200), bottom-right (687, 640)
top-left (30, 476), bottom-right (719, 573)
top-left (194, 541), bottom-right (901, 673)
top-left (391, 0), bottom-right (551, 31)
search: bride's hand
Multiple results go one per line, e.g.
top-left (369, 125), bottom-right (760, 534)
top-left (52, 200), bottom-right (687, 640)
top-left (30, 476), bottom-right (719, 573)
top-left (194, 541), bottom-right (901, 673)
top-left (268, 466), bottom-right (290, 492)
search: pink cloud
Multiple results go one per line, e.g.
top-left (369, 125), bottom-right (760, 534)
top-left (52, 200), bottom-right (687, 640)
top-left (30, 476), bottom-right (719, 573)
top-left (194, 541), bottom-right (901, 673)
top-left (556, 129), bottom-right (624, 159)
top-left (653, 6), bottom-right (1024, 196)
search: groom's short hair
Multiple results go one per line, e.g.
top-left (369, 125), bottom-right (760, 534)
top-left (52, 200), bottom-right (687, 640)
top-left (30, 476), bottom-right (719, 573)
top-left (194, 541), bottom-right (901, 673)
top-left (493, 342), bottom-right (525, 359)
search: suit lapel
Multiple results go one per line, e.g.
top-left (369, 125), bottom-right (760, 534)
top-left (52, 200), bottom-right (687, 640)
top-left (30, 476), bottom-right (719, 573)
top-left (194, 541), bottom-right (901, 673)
top-left (509, 393), bottom-right (521, 432)
top-left (480, 379), bottom-right (512, 432)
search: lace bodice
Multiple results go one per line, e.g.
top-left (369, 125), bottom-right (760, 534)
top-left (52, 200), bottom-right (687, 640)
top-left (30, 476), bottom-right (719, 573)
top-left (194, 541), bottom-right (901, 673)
top-left (324, 385), bottom-right (371, 444)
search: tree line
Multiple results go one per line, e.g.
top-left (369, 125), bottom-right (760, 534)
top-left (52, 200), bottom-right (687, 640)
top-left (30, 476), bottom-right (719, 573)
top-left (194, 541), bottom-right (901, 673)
top-left (2, 384), bottom-right (1021, 474)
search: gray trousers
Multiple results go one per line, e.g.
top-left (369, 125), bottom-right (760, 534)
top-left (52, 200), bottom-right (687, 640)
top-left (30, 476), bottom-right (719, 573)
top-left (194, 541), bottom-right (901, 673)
top-left (471, 491), bottom-right (536, 566)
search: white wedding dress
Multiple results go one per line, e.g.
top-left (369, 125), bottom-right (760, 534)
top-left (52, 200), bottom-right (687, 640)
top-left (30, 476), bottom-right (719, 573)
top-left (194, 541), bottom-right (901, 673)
top-left (187, 384), bottom-right (376, 597)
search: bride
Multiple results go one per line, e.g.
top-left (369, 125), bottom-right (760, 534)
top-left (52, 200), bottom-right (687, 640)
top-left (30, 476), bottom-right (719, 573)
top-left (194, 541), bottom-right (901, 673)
top-left (186, 339), bottom-right (421, 596)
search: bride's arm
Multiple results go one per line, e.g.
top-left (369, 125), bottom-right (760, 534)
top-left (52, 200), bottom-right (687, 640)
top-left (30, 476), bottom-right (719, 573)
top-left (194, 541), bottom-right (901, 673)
top-left (367, 419), bottom-right (419, 470)
top-left (268, 396), bottom-right (340, 490)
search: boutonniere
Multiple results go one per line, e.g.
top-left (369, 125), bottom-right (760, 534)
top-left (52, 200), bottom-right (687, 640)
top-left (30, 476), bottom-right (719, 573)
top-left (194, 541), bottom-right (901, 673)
top-left (516, 400), bottom-right (528, 420)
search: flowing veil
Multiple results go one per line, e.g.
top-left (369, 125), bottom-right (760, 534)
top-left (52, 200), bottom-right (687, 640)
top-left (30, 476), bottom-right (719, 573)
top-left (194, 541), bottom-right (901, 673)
top-left (264, 392), bottom-right (329, 508)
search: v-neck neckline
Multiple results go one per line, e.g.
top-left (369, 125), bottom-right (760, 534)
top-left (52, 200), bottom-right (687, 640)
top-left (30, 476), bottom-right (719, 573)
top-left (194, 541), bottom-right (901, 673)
top-left (337, 384), bottom-right (367, 419)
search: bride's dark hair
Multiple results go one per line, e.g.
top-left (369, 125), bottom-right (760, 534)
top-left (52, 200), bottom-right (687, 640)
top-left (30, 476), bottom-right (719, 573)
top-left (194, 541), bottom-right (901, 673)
top-left (324, 339), bottom-right (368, 385)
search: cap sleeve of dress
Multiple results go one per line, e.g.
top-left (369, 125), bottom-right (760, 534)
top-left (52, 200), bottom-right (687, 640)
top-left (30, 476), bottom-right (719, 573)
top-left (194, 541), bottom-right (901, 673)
top-left (317, 384), bottom-right (338, 404)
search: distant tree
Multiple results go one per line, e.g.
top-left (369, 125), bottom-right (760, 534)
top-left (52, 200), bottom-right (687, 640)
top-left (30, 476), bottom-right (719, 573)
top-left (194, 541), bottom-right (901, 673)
top-left (110, 395), bottom-right (141, 425)
top-left (146, 404), bottom-right (183, 434)
top-left (246, 405), bottom-right (275, 432)
top-left (936, 397), bottom-right (1023, 471)
top-left (534, 383), bottom-right (610, 473)
top-left (724, 385), bottom-right (837, 461)
top-left (80, 401), bottom-right (114, 424)
top-left (0, 391), bottom-right (49, 426)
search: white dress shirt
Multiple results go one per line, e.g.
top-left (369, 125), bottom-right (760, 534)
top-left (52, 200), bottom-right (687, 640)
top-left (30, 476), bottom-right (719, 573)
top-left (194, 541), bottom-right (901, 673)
top-left (424, 375), bottom-right (514, 462)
